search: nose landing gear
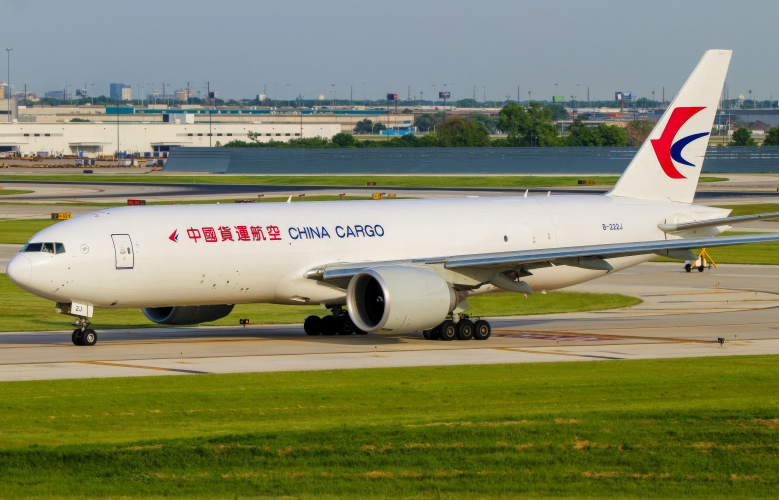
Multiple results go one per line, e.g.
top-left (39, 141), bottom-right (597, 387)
top-left (71, 317), bottom-right (97, 346)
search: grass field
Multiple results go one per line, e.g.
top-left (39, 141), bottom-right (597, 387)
top-left (0, 274), bottom-right (639, 332)
top-left (0, 356), bottom-right (776, 498)
top-left (0, 173), bottom-right (729, 187)
top-left (653, 231), bottom-right (779, 265)
top-left (0, 195), bottom-right (383, 209)
top-left (0, 189), bottom-right (33, 196)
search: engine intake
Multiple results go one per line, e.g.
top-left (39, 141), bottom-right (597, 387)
top-left (347, 266), bottom-right (456, 334)
top-left (142, 304), bottom-right (235, 325)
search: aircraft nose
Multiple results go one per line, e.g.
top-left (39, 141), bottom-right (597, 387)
top-left (6, 254), bottom-right (31, 286)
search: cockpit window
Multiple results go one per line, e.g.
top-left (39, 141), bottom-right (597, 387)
top-left (23, 242), bottom-right (66, 254)
top-left (23, 243), bottom-right (42, 253)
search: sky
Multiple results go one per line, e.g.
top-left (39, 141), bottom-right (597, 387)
top-left (3, 0), bottom-right (779, 103)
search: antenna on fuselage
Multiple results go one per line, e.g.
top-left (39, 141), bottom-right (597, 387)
top-left (287, 196), bottom-right (292, 203)
top-left (524, 189), bottom-right (528, 198)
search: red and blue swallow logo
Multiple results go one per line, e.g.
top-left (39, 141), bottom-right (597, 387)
top-left (169, 230), bottom-right (179, 242)
top-left (651, 106), bottom-right (710, 179)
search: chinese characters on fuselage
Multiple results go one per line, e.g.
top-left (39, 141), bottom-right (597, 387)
top-left (187, 225), bottom-right (282, 242)
top-left (185, 224), bottom-right (383, 242)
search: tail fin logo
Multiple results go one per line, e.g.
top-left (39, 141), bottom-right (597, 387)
top-left (651, 107), bottom-right (710, 179)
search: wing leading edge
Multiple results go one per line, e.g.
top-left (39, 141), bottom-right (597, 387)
top-left (308, 233), bottom-right (779, 286)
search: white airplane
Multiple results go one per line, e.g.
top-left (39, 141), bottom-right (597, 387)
top-left (7, 50), bottom-right (779, 346)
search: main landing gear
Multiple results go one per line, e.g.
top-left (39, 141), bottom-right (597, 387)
top-left (304, 307), bottom-right (367, 336)
top-left (71, 317), bottom-right (97, 346)
top-left (422, 315), bottom-right (491, 341)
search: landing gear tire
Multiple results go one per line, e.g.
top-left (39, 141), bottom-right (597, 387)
top-left (698, 265), bottom-right (704, 272)
top-left (72, 329), bottom-right (81, 345)
top-left (336, 316), bottom-right (355, 335)
top-left (685, 264), bottom-right (692, 273)
top-left (80, 329), bottom-right (97, 346)
top-left (438, 320), bottom-right (457, 341)
top-left (422, 328), bottom-right (439, 340)
top-left (473, 320), bottom-right (491, 341)
top-left (320, 315), bottom-right (337, 336)
top-left (456, 319), bottom-right (474, 341)
top-left (304, 315), bottom-right (321, 336)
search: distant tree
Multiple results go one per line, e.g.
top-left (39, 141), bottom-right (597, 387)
top-left (372, 122), bottom-right (387, 133)
top-left (465, 114), bottom-right (497, 134)
top-left (731, 127), bottom-right (757, 146)
top-left (246, 130), bottom-right (260, 143)
top-left (624, 120), bottom-right (655, 146)
top-left (595, 123), bottom-right (628, 146)
top-left (331, 133), bottom-right (356, 147)
top-left (69, 118), bottom-right (90, 122)
top-left (762, 126), bottom-right (779, 146)
top-left (401, 108), bottom-right (413, 114)
top-left (435, 117), bottom-right (491, 147)
top-left (414, 114), bottom-right (435, 132)
top-left (546, 104), bottom-right (569, 121)
top-left (565, 119), bottom-right (601, 146)
top-left (497, 102), bottom-right (560, 147)
top-left (353, 119), bottom-right (373, 134)
top-left (457, 98), bottom-right (480, 108)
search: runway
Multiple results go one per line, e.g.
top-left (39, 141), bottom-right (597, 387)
top-left (1, 262), bottom-right (778, 381)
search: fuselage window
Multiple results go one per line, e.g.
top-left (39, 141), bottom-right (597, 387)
top-left (42, 243), bottom-right (55, 254)
top-left (23, 243), bottom-right (43, 252)
top-left (55, 243), bottom-right (66, 254)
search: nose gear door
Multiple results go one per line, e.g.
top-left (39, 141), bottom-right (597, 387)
top-left (111, 234), bottom-right (134, 269)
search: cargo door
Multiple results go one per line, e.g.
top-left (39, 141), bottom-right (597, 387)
top-left (111, 234), bottom-right (134, 269)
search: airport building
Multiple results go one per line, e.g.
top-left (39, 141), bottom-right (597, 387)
top-left (0, 121), bottom-right (342, 155)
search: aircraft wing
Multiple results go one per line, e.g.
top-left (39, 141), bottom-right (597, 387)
top-left (308, 233), bottom-right (779, 288)
top-left (443, 232), bottom-right (779, 269)
top-left (657, 212), bottom-right (779, 232)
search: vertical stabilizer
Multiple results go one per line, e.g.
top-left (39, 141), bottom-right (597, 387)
top-left (608, 50), bottom-right (731, 204)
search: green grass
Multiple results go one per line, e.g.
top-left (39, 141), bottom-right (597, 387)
top-left (0, 189), bottom-right (33, 196)
top-left (467, 290), bottom-right (639, 316)
top-left (0, 357), bottom-right (777, 497)
top-left (0, 195), bottom-right (382, 209)
top-left (0, 174), bottom-right (626, 188)
top-left (0, 274), bottom-right (638, 332)
top-left (714, 204), bottom-right (779, 217)
top-left (653, 231), bottom-right (779, 265)
top-left (0, 219), bottom-right (59, 243)
top-left (0, 173), bottom-right (729, 187)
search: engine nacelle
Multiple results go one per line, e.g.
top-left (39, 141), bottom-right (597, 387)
top-left (347, 266), bottom-right (456, 334)
top-left (142, 304), bottom-right (235, 325)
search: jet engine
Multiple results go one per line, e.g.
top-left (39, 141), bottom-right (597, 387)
top-left (347, 266), bottom-right (456, 334)
top-left (142, 304), bottom-right (235, 325)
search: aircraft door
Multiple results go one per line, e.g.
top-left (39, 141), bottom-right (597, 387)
top-left (111, 234), bottom-right (134, 269)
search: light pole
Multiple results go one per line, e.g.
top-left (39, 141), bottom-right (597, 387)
top-left (115, 93), bottom-right (120, 157)
top-left (576, 84), bottom-right (580, 111)
top-left (5, 46), bottom-right (11, 122)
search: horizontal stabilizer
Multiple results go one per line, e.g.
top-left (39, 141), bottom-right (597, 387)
top-left (658, 212), bottom-right (779, 232)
